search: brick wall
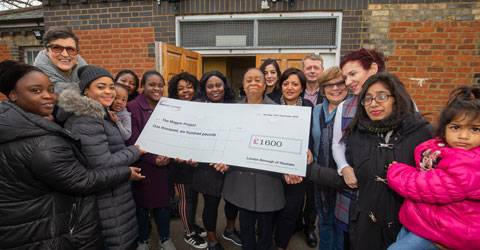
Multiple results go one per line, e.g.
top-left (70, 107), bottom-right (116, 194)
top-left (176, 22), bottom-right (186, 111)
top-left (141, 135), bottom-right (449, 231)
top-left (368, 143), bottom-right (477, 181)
top-left (43, 0), bottom-right (175, 78)
top-left (0, 43), bottom-right (10, 61)
top-left (0, 33), bottom-right (43, 61)
top-left (363, 2), bottom-right (480, 122)
top-left (75, 28), bottom-right (155, 77)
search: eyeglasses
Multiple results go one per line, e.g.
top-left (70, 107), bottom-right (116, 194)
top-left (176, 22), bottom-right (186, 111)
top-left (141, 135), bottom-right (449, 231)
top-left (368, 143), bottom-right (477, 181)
top-left (47, 44), bottom-right (78, 55)
top-left (361, 94), bottom-right (394, 106)
top-left (323, 80), bottom-right (346, 91)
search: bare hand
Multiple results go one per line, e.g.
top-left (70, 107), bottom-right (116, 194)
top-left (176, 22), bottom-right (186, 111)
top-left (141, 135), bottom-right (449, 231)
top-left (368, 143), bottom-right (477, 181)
top-left (186, 159), bottom-right (199, 167)
top-left (210, 163), bottom-right (229, 173)
top-left (109, 112), bottom-right (119, 123)
top-left (307, 149), bottom-right (313, 165)
top-left (155, 156), bottom-right (170, 166)
top-left (284, 174), bottom-right (303, 184)
top-left (129, 167), bottom-right (145, 181)
top-left (341, 166), bottom-right (358, 188)
top-left (388, 161), bottom-right (398, 168)
top-left (174, 158), bottom-right (185, 163)
top-left (44, 114), bottom-right (55, 121)
top-left (135, 145), bottom-right (147, 155)
top-left (432, 242), bottom-right (453, 250)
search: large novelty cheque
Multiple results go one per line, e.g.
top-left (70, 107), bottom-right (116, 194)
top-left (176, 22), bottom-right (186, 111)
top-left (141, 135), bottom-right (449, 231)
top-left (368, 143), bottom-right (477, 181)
top-left (135, 98), bottom-right (311, 176)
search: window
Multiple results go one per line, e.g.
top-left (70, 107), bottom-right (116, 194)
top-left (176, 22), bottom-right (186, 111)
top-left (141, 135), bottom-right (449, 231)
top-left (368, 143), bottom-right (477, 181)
top-left (177, 12), bottom-right (341, 50)
top-left (23, 47), bottom-right (43, 65)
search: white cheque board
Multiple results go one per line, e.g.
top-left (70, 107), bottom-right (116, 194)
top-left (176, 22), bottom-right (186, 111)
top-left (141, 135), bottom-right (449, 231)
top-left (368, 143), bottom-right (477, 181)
top-left (135, 98), bottom-right (311, 176)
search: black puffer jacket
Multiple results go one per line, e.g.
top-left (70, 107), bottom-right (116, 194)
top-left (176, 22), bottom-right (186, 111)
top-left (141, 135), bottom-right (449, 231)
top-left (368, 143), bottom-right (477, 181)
top-left (0, 101), bottom-right (131, 250)
top-left (58, 88), bottom-right (140, 250)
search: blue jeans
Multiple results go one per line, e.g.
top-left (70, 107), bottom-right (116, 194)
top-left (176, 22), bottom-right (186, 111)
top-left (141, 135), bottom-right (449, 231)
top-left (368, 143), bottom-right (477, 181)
top-left (137, 206), bottom-right (171, 243)
top-left (388, 226), bottom-right (438, 250)
top-left (315, 206), bottom-right (343, 250)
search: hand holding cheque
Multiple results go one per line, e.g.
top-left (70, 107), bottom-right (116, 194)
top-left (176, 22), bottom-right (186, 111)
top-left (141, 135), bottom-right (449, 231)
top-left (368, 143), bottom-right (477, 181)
top-left (135, 98), bottom-right (311, 176)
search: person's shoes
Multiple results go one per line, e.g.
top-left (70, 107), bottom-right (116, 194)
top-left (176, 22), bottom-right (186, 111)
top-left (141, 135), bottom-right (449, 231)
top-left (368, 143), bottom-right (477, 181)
top-left (304, 230), bottom-right (318, 248)
top-left (136, 242), bottom-right (151, 250)
top-left (222, 228), bottom-right (242, 246)
top-left (193, 223), bottom-right (207, 237)
top-left (184, 233), bottom-right (208, 249)
top-left (158, 238), bottom-right (176, 250)
top-left (207, 242), bottom-right (225, 250)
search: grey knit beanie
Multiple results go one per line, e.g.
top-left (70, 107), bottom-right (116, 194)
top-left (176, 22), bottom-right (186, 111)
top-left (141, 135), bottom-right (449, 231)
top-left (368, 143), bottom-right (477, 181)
top-left (78, 65), bottom-right (114, 93)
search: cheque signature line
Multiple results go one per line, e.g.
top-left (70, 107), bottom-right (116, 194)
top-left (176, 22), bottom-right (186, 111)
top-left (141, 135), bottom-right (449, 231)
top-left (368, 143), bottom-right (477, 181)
top-left (143, 139), bottom-right (227, 152)
top-left (153, 131), bottom-right (241, 142)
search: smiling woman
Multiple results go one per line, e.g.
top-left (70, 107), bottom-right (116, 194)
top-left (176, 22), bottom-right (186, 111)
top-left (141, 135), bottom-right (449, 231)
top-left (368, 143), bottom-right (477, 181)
top-left (0, 60), bottom-right (140, 249)
top-left (338, 72), bottom-right (432, 250)
top-left (34, 27), bottom-right (88, 94)
top-left (57, 65), bottom-right (143, 250)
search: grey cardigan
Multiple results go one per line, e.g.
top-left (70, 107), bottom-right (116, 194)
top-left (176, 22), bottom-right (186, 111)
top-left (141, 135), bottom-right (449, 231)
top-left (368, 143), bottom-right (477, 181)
top-left (222, 96), bottom-right (286, 212)
top-left (58, 88), bottom-right (140, 250)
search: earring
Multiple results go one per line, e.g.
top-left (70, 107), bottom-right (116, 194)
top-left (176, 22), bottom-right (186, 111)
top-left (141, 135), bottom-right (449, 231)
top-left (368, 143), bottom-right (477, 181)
top-left (8, 92), bottom-right (17, 102)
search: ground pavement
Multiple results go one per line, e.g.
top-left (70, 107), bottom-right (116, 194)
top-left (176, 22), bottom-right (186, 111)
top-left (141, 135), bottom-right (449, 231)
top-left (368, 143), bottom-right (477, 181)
top-left (129, 196), bottom-right (318, 250)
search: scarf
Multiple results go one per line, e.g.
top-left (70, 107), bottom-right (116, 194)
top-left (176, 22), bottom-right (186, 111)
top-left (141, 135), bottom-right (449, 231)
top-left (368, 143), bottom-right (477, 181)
top-left (280, 95), bottom-right (303, 106)
top-left (358, 112), bottom-right (403, 135)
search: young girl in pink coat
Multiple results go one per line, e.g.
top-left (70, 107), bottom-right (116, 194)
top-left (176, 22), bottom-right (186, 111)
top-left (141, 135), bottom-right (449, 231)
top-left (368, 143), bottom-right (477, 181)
top-left (387, 85), bottom-right (480, 250)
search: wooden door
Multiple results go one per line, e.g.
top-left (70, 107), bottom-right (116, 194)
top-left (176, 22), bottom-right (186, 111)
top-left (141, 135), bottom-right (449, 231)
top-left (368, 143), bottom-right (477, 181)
top-left (155, 42), bottom-right (202, 95)
top-left (256, 53), bottom-right (311, 72)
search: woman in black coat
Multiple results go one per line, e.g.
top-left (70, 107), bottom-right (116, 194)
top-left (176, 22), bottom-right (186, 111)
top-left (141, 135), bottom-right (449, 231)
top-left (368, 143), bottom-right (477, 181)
top-left (0, 60), bottom-right (142, 249)
top-left (272, 68), bottom-right (314, 250)
top-left (57, 65), bottom-right (143, 250)
top-left (193, 71), bottom-right (241, 250)
top-left (311, 72), bottom-right (432, 250)
top-left (167, 72), bottom-right (208, 249)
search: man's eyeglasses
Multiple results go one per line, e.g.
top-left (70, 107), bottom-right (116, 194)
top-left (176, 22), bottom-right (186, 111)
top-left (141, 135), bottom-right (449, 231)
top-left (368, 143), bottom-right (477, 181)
top-left (47, 44), bottom-right (78, 55)
top-left (361, 94), bottom-right (394, 106)
top-left (323, 80), bottom-right (346, 91)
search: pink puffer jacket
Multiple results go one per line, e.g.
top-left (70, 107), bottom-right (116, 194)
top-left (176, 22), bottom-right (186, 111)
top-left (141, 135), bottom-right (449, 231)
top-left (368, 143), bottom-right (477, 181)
top-left (387, 137), bottom-right (480, 250)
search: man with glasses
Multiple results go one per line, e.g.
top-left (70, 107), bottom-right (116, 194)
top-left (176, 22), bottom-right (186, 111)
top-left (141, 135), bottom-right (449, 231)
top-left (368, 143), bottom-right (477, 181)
top-left (34, 26), bottom-right (87, 94)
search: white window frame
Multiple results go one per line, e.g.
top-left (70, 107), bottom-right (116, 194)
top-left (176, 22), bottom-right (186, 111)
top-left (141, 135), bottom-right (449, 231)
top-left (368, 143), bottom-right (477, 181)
top-left (175, 12), bottom-right (343, 65)
top-left (23, 46), bottom-right (43, 65)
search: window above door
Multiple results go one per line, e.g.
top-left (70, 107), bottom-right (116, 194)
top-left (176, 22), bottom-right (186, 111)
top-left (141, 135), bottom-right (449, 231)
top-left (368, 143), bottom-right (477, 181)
top-left (176, 12), bottom-right (341, 50)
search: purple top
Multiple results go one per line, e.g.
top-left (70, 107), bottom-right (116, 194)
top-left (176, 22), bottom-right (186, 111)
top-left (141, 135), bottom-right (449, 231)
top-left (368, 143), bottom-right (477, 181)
top-left (126, 93), bottom-right (170, 208)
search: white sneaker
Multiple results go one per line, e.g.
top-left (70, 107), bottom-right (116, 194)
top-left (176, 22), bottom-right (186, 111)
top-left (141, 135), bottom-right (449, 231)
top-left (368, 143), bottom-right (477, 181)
top-left (136, 242), bottom-right (151, 250)
top-left (158, 238), bottom-right (176, 250)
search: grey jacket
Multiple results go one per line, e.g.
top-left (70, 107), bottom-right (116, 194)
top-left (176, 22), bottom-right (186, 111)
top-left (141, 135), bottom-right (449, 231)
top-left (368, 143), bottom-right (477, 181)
top-left (222, 96), bottom-right (286, 212)
top-left (113, 108), bottom-right (132, 141)
top-left (34, 49), bottom-right (88, 94)
top-left (58, 88), bottom-right (140, 250)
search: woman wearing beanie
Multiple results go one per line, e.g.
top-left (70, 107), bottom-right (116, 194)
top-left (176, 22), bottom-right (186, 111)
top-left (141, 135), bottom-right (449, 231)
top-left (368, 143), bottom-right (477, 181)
top-left (57, 65), bottom-right (145, 250)
top-left (0, 60), bottom-right (144, 249)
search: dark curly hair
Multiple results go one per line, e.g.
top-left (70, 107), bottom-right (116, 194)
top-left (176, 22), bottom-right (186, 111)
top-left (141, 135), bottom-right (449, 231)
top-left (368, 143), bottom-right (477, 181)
top-left (167, 72), bottom-right (199, 100)
top-left (436, 85), bottom-right (480, 141)
top-left (198, 71), bottom-right (235, 103)
top-left (340, 48), bottom-right (387, 73)
top-left (115, 70), bottom-right (140, 91)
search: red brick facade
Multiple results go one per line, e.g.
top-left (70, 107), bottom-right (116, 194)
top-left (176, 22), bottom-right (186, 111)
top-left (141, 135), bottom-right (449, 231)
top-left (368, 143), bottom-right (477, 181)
top-left (75, 27), bottom-right (155, 77)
